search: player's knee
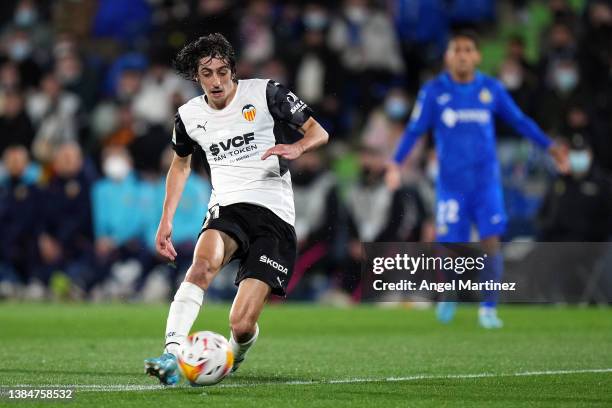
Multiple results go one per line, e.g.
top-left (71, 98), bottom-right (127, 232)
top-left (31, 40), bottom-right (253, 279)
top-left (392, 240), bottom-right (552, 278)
top-left (229, 311), bottom-right (257, 341)
top-left (185, 256), bottom-right (221, 289)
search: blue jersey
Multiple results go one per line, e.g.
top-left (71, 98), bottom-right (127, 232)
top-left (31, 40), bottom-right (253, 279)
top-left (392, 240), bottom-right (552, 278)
top-left (393, 71), bottom-right (551, 192)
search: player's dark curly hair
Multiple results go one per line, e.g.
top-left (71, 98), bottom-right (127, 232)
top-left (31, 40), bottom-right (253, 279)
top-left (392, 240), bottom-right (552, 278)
top-left (173, 33), bottom-right (237, 82)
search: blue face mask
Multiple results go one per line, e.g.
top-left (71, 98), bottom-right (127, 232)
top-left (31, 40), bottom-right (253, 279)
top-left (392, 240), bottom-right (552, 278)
top-left (303, 12), bottom-right (328, 31)
top-left (384, 98), bottom-right (408, 120)
top-left (554, 68), bottom-right (578, 93)
top-left (569, 150), bottom-right (591, 174)
top-left (9, 41), bottom-right (31, 62)
top-left (15, 8), bottom-right (37, 27)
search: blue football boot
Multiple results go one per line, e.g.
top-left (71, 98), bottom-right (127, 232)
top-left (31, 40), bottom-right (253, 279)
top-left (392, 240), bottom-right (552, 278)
top-left (436, 301), bottom-right (457, 324)
top-left (478, 307), bottom-right (503, 329)
top-left (144, 353), bottom-right (180, 385)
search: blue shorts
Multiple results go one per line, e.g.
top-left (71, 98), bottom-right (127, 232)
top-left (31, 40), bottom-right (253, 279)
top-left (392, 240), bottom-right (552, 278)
top-left (435, 182), bottom-right (507, 242)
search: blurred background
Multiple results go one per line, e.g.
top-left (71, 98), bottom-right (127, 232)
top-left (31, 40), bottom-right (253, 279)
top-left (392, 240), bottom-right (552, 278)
top-left (0, 0), bottom-right (610, 304)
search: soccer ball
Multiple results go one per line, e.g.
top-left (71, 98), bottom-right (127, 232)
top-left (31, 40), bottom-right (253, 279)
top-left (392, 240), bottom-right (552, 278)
top-left (177, 331), bottom-right (234, 386)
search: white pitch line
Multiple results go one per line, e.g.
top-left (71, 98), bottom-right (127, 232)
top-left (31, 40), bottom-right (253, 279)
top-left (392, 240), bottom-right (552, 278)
top-left (11, 368), bottom-right (612, 392)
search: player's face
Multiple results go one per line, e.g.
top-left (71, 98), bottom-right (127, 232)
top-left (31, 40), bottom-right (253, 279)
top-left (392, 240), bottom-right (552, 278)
top-left (445, 38), bottom-right (481, 79)
top-left (196, 56), bottom-right (236, 109)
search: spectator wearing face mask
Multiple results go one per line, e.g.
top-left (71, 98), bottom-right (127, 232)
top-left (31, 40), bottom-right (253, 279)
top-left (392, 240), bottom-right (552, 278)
top-left (535, 57), bottom-right (587, 135)
top-left (496, 57), bottom-right (537, 138)
top-left (289, 3), bottom-right (342, 136)
top-left (87, 146), bottom-right (151, 294)
top-left (2, 28), bottom-right (41, 90)
top-left (361, 89), bottom-right (412, 158)
top-left (562, 105), bottom-right (611, 174)
top-left (537, 133), bottom-right (612, 241)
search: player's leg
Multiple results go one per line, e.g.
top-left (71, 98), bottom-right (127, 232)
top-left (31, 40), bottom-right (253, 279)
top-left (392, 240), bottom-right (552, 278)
top-left (164, 229), bottom-right (238, 355)
top-left (145, 229), bottom-right (238, 384)
top-left (227, 209), bottom-right (297, 373)
top-left (474, 184), bottom-right (507, 329)
top-left (435, 190), bottom-right (471, 323)
top-left (228, 278), bottom-right (270, 373)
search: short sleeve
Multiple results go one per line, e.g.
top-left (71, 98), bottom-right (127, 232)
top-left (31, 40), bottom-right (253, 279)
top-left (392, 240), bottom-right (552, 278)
top-left (265, 80), bottom-right (313, 129)
top-left (172, 112), bottom-right (197, 157)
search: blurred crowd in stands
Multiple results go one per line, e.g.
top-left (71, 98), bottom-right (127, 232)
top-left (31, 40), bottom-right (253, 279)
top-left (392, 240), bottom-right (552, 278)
top-left (0, 0), bottom-right (611, 302)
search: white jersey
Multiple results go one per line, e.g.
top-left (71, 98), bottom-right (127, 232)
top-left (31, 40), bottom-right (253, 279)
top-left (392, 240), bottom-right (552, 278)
top-left (172, 79), bottom-right (312, 226)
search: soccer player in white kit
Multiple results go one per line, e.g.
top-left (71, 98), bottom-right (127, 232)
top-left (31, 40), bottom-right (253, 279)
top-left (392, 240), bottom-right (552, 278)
top-left (144, 33), bottom-right (329, 385)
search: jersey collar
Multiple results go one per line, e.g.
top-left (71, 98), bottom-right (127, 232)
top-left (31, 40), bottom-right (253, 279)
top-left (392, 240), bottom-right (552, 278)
top-left (442, 70), bottom-right (483, 90)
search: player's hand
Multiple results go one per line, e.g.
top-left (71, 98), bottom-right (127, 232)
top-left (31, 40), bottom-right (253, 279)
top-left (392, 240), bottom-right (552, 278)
top-left (385, 161), bottom-right (402, 191)
top-left (548, 142), bottom-right (570, 174)
top-left (261, 143), bottom-right (305, 161)
top-left (155, 219), bottom-right (177, 261)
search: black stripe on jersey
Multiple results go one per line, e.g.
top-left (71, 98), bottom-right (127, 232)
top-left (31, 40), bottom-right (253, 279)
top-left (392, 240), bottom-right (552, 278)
top-left (172, 112), bottom-right (197, 157)
top-left (265, 80), bottom-right (313, 129)
top-left (266, 80), bottom-right (314, 176)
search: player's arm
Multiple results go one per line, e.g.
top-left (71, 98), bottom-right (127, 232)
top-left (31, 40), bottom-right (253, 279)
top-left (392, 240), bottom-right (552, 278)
top-left (494, 82), bottom-right (569, 173)
top-left (386, 86), bottom-right (435, 189)
top-left (261, 117), bottom-right (328, 160)
top-left (261, 80), bottom-right (329, 161)
top-left (156, 113), bottom-right (196, 261)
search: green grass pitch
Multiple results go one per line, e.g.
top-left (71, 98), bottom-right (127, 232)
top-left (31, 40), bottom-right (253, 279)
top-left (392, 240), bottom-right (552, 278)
top-left (0, 303), bottom-right (611, 407)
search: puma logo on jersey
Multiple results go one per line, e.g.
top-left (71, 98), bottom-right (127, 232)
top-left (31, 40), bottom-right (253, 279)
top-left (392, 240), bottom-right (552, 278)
top-left (259, 255), bottom-right (288, 274)
top-left (197, 122), bottom-right (207, 131)
top-left (210, 132), bottom-right (255, 156)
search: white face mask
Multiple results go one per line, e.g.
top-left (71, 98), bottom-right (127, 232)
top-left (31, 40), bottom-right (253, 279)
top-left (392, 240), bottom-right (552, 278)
top-left (103, 156), bottom-right (131, 181)
top-left (15, 8), bottom-right (38, 27)
top-left (553, 67), bottom-right (578, 93)
top-left (9, 40), bottom-right (32, 62)
top-left (345, 6), bottom-right (367, 23)
top-left (568, 150), bottom-right (591, 174)
top-left (304, 11), bottom-right (329, 30)
top-left (500, 72), bottom-right (523, 91)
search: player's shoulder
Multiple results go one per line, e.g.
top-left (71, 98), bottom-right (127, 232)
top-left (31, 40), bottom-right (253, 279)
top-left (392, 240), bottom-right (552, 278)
top-left (240, 78), bottom-right (271, 88)
top-left (477, 72), bottom-right (505, 91)
top-left (177, 94), bottom-right (206, 119)
top-left (421, 75), bottom-right (446, 96)
top-left (236, 78), bottom-right (272, 98)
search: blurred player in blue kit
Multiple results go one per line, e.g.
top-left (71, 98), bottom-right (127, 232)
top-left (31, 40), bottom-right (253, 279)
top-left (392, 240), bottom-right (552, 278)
top-left (386, 31), bottom-right (569, 328)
